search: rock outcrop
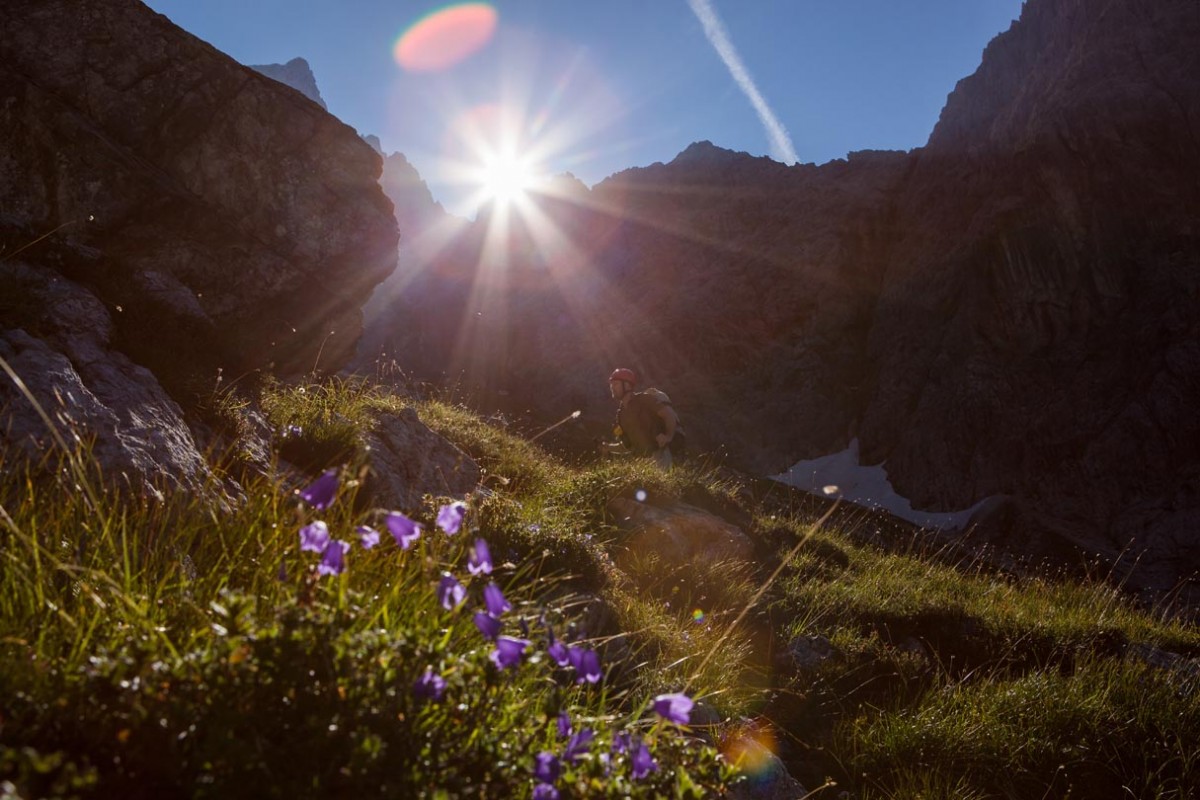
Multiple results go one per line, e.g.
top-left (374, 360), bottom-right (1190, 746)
top-left (0, 0), bottom-right (397, 491)
top-left (363, 407), bottom-right (481, 510)
top-left (363, 0), bottom-right (1199, 598)
top-left (0, 264), bottom-right (210, 499)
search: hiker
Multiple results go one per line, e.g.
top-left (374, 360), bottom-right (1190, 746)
top-left (598, 367), bottom-right (683, 470)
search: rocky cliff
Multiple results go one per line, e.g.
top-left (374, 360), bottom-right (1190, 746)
top-left (861, 0), bottom-right (1200, 588)
top-left (363, 0), bottom-right (1199, 598)
top-left (0, 0), bottom-right (397, 494)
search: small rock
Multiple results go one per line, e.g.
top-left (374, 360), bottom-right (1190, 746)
top-left (787, 634), bottom-right (837, 673)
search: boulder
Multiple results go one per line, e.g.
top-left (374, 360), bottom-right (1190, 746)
top-left (0, 263), bottom-right (211, 498)
top-left (0, 0), bottom-right (398, 499)
top-left (0, 0), bottom-right (397, 383)
top-left (607, 497), bottom-right (755, 568)
top-left (1127, 642), bottom-right (1200, 683)
top-left (727, 752), bottom-right (808, 800)
top-left (362, 407), bottom-right (480, 511)
top-left (785, 634), bottom-right (838, 675)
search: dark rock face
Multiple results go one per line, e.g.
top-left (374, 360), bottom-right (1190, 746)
top-left (860, 0), bottom-right (1200, 587)
top-left (0, 0), bottom-right (397, 381)
top-left (0, 0), bottom-right (397, 491)
top-left (583, 145), bottom-right (911, 469)
top-left (364, 0), bottom-right (1199, 597)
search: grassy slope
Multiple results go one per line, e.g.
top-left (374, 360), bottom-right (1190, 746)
top-left (1, 378), bottom-right (1198, 799)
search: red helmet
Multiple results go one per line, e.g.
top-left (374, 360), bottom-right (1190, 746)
top-left (609, 367), bottom-right (636, 384)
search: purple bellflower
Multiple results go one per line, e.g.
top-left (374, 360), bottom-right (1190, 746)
top-left (548, 640), bottom-right (570, 667)
top-left (567, 646), bottom-right (602, 684)
top-left (483, 582), bottom-right (512, 617)
top-left (297, 470), bottom-right (338, 510)
top-left (356, 525), bottom-right (381, 550)
top-left (533, 751), bottom-right (561, 784)
top-left (611, 732), bottom-right (633, 755)
top-left (532, 782), bottom-right (560, 800)
top-left (318, 539), bottom-right (349, 576)
top-left (630, 741), bottom-right (658, 780)
top-left (385, 512), bottom-right (421, 550)
top-left (653, 692), bottom-right (694, 725)
top-left (547, 630), bottom-right (570, 667)
top-left (563, 728), bottom-right (596, 764)
top-left (436, 501), bottom-right (466, 535)
top-left (490, 636), bottom-right (530, 670)
top-left (474, 611), bottom-right (502, 642)
top-left (437, 574), bottom-right (467, 610)
top-left (556, 711), bottom-right (572, 739)
top-left (299, 521), bottom-right (330, 554)
top-left (467, 538), bottom-right (493, 575)
top-left (413, 667), bottom-right (447, 701)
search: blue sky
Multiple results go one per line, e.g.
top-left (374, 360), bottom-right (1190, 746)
top-left (143, 0), bottom-right (1024, 215)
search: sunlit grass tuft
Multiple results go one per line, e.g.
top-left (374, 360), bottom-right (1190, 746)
top-left (258, 376), bottom-right (407, 472)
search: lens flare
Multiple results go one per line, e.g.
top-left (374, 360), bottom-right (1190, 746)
top-left (394, 3), bottom-right (498, 72)
top-left (721, 722), bottom-right (778, 777)
top-left (691, 608), bottom-right (705, 624)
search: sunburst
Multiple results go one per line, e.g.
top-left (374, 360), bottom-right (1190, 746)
top-left (476, 149), bottom-right (537, 209)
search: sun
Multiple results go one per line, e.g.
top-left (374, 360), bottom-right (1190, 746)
top-left (477, 150), bottom-right (537, 207)
top-left (444, 103), bottom-right (555, 216)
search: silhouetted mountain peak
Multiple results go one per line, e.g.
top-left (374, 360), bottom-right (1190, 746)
top-left (671, 140), bottom-right (745, 166)
top-left (249, 56), bottom-right (328, 110)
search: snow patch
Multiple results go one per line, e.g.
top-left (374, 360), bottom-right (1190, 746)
top-left (773, 439), bottom-right (989, 531)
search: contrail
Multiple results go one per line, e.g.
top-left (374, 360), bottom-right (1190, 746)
top-left (686, 0), bottom-right (799, 164)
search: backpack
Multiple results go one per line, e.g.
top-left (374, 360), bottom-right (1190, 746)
top-left (638, 388), bottom-right (688, 460)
